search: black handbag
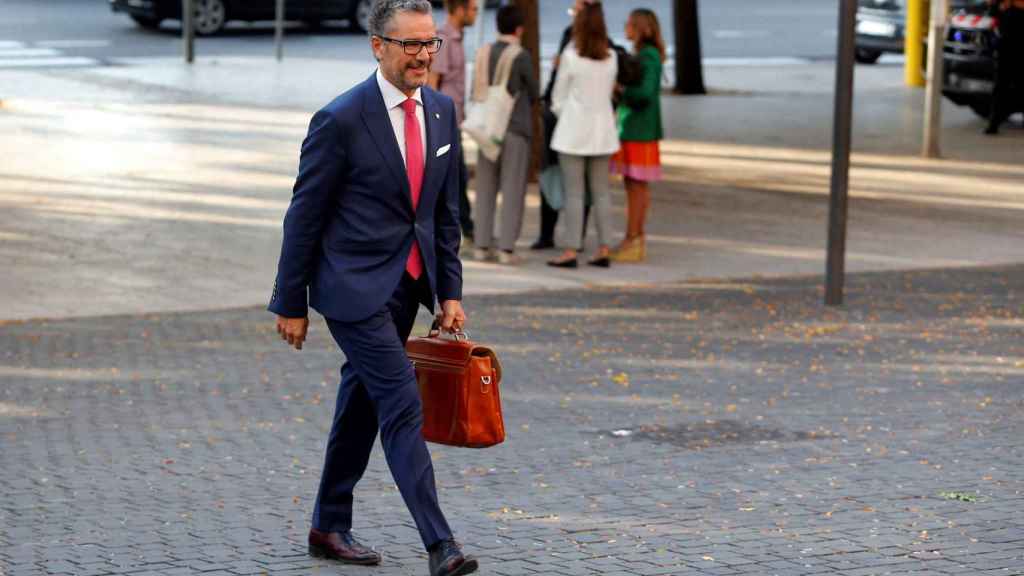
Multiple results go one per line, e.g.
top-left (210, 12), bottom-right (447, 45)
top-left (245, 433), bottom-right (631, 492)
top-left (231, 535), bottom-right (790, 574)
top-left (614, 45), bottom-right (644, 88)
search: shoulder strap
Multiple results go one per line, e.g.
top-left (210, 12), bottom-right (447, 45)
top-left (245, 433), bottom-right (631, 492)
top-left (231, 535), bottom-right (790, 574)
top-left (471, 43), bottom-right (493, 102)
top-left (492, 44), bottom-right (522, 88)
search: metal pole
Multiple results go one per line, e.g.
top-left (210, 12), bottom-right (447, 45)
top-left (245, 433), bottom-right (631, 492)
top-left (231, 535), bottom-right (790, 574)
top-left (826, 0), bottom-right (858, 307)
top-left (274, 0), bottom-right (285, 61)
top-left (471, 0), bottom-right (486, 105)
top-left (922, 0), bottom-right (948, 157)
top-left (905, 0), bottom-right (927, 86)
top-left (182, 0), bottom-right (195, 63)
top-left (475, 2), bottom-right (486, 60)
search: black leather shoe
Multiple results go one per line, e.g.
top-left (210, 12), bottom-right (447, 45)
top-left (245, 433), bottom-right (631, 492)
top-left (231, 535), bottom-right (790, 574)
top-left (587, 256), bottom-right (611, 268)
top-left (428, 539), bottom-right (478, 576)
top-left (530, 238), bottom-right (555, 250)
top-left (547, 256), bottom-right (578, 268)
top-left (308, 529), bottom-right (381, 565)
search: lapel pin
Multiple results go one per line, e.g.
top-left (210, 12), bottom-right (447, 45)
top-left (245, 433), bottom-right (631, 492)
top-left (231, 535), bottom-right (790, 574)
top-left (434, 113), bottom-right (440, 120)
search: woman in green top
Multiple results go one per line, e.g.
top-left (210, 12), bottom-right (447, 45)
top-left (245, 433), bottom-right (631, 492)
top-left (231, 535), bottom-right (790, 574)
top-left (609, 8), bottom-right (665, 262)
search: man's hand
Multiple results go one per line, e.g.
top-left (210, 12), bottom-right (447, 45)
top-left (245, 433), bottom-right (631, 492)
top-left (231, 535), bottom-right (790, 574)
top-left (437, 300), bottom-right (467, 334)
top-left (276, 315), bottom-right (309, 350)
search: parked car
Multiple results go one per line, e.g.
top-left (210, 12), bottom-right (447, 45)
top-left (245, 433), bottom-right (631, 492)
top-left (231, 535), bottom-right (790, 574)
top-left (855, 0), bottom-right (905, 64)
top-left (942, 2), bottom-right (1023, 119)
top-left (110, 0), bottom-right (375, 35)
top-left (854, 0), bottom-right (977, 64)
top-left (111, 0), bottom-right (499, 36)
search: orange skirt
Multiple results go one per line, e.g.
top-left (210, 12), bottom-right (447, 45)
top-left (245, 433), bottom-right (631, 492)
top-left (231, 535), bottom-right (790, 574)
top-left (610, 140), bottom-right (662, 182)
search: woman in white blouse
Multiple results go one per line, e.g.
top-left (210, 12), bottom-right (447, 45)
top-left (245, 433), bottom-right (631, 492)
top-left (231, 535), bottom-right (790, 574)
top-left (547, 0), bottom-right (620, 268)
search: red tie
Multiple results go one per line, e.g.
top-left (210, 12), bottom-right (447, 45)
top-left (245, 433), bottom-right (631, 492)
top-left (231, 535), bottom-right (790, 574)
top-left (401, 98), bottom-right (424, 280)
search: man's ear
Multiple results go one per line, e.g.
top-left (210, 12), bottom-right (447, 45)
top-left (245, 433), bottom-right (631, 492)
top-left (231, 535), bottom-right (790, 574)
top-left (516, 25), bottom-right (525, 38)
top-left (370, 36), bottom-right (383, 62)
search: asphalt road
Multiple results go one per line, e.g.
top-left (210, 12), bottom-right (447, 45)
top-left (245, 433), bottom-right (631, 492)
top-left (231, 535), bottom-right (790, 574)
top-left (1, 0), bottom-right (842, 69)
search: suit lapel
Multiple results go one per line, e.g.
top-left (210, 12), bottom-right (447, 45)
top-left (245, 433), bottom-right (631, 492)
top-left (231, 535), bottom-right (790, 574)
top-left (421, 89), bottom-right (445, 216)
top-left (360, 75), bottom-right (413, 214)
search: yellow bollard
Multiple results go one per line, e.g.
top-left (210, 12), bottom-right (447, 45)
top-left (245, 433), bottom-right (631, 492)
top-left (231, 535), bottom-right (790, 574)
top-left (905, 0), bottom-right (928, 86)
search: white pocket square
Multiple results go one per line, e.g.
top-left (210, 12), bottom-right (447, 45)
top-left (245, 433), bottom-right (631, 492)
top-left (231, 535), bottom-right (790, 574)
top-left (436, 144), bottom-right (451, 157)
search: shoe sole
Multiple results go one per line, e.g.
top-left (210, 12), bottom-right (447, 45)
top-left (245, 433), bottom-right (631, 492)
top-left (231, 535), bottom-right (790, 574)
top-left (308, 543), bottom-right (381, 565)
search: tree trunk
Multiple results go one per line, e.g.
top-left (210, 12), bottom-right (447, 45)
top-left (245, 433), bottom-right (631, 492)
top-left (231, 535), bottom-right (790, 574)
top-left (674, 0), bottom-right (706, 94)
top-left (514, 0), bottom-right (542, 178)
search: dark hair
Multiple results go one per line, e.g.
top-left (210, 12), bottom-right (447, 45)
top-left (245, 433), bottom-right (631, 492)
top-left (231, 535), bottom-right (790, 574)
top-left (444, 0), bottom-right (469, 15)
top-left (496, 5), bottom-right (524, 35)
top-left (573, 1), bottom-right (609, 60)
top-left (629, 8), bottom-right (667, 62)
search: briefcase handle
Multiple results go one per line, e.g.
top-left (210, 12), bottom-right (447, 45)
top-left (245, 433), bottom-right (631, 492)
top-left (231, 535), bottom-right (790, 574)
top-left (428, 319), bottom-right (470, 342)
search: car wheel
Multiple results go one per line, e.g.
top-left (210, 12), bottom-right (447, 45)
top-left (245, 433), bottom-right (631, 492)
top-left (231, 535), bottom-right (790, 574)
top-left (192, 0), bottom-right (227, 36)
top-left (352, 0), bottom-right (372, 33)
top-left (854, 48), bottom-right (882, 64)
top-left (131, 15), bottom-right (162, 29)
top-left (969, 99), bottom-right (992, 119)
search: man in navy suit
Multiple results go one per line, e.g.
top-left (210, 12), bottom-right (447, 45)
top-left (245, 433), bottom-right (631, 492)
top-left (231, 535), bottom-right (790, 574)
top-left (269, 2), bottom-right (476, 575)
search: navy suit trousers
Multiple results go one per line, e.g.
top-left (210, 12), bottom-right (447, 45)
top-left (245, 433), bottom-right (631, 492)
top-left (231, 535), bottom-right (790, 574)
top-left (312, 274), bottom-right (452, 550)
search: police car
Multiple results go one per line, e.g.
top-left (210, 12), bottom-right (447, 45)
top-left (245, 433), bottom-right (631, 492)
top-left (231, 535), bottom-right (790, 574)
top-left (942, 3), bottom-right (1022, 118)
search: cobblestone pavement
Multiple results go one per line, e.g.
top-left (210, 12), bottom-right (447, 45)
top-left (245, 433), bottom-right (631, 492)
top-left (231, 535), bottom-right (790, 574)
top-left (1, 265), bottom-right (1022, 576)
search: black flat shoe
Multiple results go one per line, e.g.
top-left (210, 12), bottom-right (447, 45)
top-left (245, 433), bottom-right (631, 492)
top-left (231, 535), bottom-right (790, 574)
top-left (587, 256), bottom-right (610, 268)
top-left (530, 238), bottom-right (555, 250)
top-left (547, 256), bottom-right (578, 268)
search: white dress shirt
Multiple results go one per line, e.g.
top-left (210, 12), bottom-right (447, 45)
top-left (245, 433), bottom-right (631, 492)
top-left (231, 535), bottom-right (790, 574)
top-left (376, 68), bottom-right (427, 166)
top-left (549, 43), bottom-right (620, 156)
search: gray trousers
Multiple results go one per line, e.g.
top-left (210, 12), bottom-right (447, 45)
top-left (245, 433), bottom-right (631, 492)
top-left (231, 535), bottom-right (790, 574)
top-left (559, 153), bottom-right (612, 250)
top-left (474, 132), bottom-right (531, 252)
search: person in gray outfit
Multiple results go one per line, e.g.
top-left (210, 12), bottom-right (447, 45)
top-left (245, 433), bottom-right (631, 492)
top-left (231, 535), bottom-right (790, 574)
top-left (471, 4), bottom-right (539, 265)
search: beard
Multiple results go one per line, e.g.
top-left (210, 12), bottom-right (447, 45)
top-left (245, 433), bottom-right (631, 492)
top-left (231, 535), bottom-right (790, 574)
top-left (397, 60), bottom-right (429, 91)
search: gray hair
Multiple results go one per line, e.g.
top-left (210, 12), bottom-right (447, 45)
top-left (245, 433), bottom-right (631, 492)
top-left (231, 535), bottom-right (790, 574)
top-left (369, 0), bottom-right (433, 37)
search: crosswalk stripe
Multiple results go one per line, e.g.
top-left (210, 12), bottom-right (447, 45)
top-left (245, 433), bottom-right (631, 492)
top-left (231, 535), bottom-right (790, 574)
top-left (0, 48), bottom-right (63, 58)
top-left (0, 57), bottom-right (100, 69)
top-left (35, 40), bottom-right (112, 49)
top-left (0, 38), bottom-right (105, 70)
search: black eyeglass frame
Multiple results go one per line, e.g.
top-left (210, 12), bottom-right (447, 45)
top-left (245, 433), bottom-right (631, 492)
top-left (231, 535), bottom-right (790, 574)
top-left (375, 35), bottom-right (444, 55)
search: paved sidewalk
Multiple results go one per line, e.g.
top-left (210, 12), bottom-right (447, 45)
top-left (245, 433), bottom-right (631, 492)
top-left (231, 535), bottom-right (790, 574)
top-left (1, 57), bottom-right (1023, 320)
top-left (1, 54), bottom-right (1022, 576)
top-left (1, 264), bottom-right (1022, 576)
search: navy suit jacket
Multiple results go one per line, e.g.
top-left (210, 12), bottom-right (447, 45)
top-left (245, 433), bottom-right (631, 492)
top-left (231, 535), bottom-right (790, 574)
top-left (269, 74), bottom-right (463, 323)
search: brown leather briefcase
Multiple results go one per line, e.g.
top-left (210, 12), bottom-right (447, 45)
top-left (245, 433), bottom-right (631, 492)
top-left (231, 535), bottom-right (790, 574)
top-left (406, 326), bottom-right (505, 448)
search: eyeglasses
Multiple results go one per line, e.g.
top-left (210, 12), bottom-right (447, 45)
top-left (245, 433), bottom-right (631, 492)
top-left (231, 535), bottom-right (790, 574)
top-left (376, 35), bottom-right (443, 55)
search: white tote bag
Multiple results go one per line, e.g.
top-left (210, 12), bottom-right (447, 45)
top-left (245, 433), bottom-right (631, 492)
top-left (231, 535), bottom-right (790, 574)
top-left (462, 42), bottom-right (522, 162)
